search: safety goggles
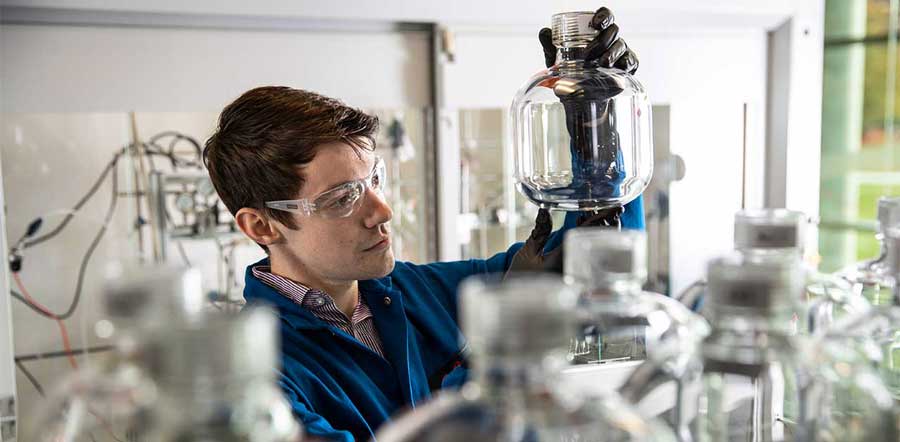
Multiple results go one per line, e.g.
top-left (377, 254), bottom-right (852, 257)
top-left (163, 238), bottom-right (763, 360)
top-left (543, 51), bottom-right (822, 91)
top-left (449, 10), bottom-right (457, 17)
top-left (266, 157), bottom-right (386, 219)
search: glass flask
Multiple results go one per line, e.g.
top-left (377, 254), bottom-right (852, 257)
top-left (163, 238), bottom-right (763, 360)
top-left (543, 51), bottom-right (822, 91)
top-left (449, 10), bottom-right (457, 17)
top-left (733, 209), bottom-right (870, 335)
top-left (144, 307), bottom-right (302, 442)
top-left (511, 11), bottom-right (653, 211)
top-left (563, 228), bottom-right (709, 442)
top-left (695, 254), bottom-right (896, 442)
top-left (839, 196), bottom-right (900, 306)
top-left (830, 230), bottom-right (900, 401)
top-left (26, 266), bottom-right (207, 442)
top-left (375, 274), bottom-right (677, 442)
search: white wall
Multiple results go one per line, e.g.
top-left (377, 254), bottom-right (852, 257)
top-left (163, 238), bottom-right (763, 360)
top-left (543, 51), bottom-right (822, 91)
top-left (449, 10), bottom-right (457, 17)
top-left (1, 0), bottom-right (795, 28)
top-left (1, 24), bottom-right (430, 112)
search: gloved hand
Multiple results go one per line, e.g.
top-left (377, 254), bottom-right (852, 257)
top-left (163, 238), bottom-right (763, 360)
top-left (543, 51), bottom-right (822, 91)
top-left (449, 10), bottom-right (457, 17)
top-left (507, 208), bottom-right (624, 275)
top-left (507, 209), bottom-right (561, 274)
top-left (538, 7), bottom-right (639, 73)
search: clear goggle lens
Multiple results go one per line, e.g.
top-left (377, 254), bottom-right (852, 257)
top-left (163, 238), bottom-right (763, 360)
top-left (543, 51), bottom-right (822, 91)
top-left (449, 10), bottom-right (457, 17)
top-left (313, 160), bottom-right (386, 218)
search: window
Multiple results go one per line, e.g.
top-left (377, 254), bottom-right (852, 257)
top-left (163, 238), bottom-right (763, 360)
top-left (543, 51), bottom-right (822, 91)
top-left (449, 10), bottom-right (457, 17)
top-left (820, 0), bottom-right (900, 271)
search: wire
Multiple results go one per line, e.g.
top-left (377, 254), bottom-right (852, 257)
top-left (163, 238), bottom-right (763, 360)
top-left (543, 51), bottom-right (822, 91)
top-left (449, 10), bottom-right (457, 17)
top-left (22, 150), bottom-right (123, 249)
top-left (16, 160), bottom-right (120, 323)
top-left (12, 272), bottom-right (79, 369)
top-left (14, 360), bottom-right (45, 397)
top-left (15, 345), bottom-right (113, 363)
top-left (9, 289), bottom-right (56, 319)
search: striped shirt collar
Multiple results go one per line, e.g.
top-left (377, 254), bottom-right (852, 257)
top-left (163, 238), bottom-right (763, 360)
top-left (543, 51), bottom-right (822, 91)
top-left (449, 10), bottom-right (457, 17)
top-left (250, 265), bottom-right (373, 324)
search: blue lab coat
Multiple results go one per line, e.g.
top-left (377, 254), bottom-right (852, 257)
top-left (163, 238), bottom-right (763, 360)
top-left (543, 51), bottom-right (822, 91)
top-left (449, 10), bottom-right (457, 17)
top-left (242, 198), bottom-right (644, 441)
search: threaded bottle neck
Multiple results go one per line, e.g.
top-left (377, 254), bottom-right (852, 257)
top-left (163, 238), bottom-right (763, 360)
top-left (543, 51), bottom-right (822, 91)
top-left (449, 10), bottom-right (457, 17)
top-left (551, 11), bottom-right (598, 48)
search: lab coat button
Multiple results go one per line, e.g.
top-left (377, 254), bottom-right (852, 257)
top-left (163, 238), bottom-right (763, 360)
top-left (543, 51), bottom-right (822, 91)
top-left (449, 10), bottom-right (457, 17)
top-left (383, 296), bottom-right (392, 306)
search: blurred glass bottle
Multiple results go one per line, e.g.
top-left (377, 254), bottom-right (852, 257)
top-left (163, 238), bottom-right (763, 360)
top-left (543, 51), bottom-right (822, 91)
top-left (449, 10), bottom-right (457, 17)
top-left (27, 266), bottom-right (209, 441)
top-left (733, 209), bottom-right (869, 335)
top-left (511, 11), bottom-right (653, 213)
top-left (695, 254), bottom-right (817, 441)
top-left (839, 196), bottom-right (900, 306)
top-left (830, 230), bottom-right (900, 401)
top-left (145, 307), bottom-right (302, 442)
top-left (563, 228), bottom-right (709, 441)
top-left (375, 274), bottom-right (676, 442)
top-left (695, 254), bottom-right (896, 442)
top-left (27, 267), bottom-right (303, 442)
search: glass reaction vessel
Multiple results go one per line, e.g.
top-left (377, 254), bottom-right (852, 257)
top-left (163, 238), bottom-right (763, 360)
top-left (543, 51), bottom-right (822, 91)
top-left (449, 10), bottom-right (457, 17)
top-left (511, 11), bottom-right (653, 211)
top-left (375, 275), bottom-right (676, 442)
top-left (564, 228), bottom-right (709, 442)
top-left (695, 254), bottom-right (896, 442)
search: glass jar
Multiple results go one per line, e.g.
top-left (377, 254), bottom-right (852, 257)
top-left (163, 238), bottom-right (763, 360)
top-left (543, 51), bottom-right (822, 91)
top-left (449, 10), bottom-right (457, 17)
top-left (510, 11), bottom-right (653, 211)
top-left (695, 254), bottom-right (896, 442)
top-left (839, 196), bottom-right (900, 306)
top-left (375, 275), bottom-right (676, 442)
top-left (26, 266), bottom-right (207, 442)
top-left (145, 307), bottom-right (302, 442)
top-left (564, 228), bottom-right (709, 442)
top-left (26, 268), bottom-right (303, 442)
top-left (733, 209), bottom-right (870, 334)
top-left (830, 230), bottom-right (900, 401)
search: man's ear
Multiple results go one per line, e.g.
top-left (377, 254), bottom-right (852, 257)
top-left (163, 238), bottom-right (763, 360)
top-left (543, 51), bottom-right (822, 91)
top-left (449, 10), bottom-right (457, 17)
top-left (235, 208), bottom-right (284, 247)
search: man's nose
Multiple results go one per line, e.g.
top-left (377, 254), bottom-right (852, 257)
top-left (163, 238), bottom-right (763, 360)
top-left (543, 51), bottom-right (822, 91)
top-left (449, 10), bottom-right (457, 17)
top-left (362, 188), bottom-right (393, 229)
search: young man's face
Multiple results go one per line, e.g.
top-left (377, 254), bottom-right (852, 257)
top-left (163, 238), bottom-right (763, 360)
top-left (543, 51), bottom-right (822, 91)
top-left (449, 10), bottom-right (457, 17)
top-left (277, 141), bottom-right (395, 283)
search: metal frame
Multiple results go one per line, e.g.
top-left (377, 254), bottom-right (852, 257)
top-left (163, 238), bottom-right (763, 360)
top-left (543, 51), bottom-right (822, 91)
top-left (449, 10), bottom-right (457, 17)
top-left (0, 5), bottom-right (430, 33)
top-left (0, 151), bottom-right (17, 441)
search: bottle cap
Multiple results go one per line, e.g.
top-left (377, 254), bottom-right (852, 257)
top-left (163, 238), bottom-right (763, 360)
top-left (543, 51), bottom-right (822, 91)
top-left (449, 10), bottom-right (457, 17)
top-left (552, 11), bottom-right (599, 47)
top-left (734, 209), bottom-right (806, 250)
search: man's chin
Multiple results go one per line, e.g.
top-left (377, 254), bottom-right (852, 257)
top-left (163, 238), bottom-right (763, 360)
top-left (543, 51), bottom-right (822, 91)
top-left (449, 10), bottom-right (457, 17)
top-left (378, 254), bottom-right (396, 277)
top-left (359, 254), bottom-right (395, 280)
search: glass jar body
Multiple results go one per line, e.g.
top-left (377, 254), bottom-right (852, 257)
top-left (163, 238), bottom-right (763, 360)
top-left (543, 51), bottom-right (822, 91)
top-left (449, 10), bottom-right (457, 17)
top-left (376, 383), bottom-right (676, 442)
top-left (511, 61), bottom-right (653, 210)
top-left (27, 362), bottom-right (159, 442)
top-left (148, 378), bottom-right (302, 442)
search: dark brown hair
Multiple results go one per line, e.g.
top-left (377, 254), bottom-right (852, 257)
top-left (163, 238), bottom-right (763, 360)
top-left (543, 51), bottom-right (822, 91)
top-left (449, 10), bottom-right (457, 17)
top-left (203, 86), bottom-right (378, 249)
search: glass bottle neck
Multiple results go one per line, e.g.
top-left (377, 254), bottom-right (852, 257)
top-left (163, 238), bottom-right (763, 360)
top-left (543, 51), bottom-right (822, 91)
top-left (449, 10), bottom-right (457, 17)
top-left (707, 308), bottom-right (797, 336)
top-left (555, 46), bottom-right (593, 71)
top-left (556, 46), bottom-right (588, 63)
top-left (583, 280), bottom-right (643, 298)
top-left (469, 360), bottom-right (557, 406)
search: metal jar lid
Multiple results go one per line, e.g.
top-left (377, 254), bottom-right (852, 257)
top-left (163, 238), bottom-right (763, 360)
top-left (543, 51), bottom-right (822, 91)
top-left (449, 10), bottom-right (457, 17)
top-left (564, 228), bottom-right (647, 292)
top-left (103, 265), bottom-right (205, 328)
top-left (878, 196), bottom-right (900, 234)
top-left (705, 253), bottom-right (803, 315)
top-left (733, 209), bottom-right (806, 251)
top-left (460, 274), bottom-right (576, 362)
top-left (551, 11), bottom-right (599, 47)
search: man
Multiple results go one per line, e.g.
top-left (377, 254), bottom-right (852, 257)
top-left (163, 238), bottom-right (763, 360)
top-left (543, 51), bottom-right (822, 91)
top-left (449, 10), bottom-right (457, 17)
top-left (203, 8), bottom-right (640, 441)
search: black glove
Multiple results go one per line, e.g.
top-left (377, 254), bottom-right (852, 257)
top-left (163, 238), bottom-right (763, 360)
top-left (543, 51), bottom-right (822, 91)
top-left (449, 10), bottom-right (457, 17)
top-left (507, 208), bottom-right (624, 276)
top-left (507, 209), bottom-right (561, 275)
top-left (538, 7), bottom-right (639, 73)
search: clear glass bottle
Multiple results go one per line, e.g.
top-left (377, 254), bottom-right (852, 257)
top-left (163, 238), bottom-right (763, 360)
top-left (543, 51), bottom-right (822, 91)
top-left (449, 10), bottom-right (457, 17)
top-left (563, 228), bottom-right (709, 442)
top-left (26, 266), bottom-right (208, 442)
top-left (27, 267), bottom-right (303, 442)
top-left (695, 254), bottom-right (896, 442)
top-left (511, 11), bottom-right (653, 211)
top-left (375, 275), bottom-right (676, 442)
top-left (830, 229), bottom-right (900, 401)
top-left (145, 307), bottom-right (302, 442)
top-left (733, 209), bottom-right (870, 334)
top-left (839, 196), bottom-right (900, 306)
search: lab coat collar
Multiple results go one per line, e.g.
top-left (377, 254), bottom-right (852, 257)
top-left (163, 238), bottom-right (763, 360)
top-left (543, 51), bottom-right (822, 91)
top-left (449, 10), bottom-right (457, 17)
top-left (243, 257), bottom-right (397, 331)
